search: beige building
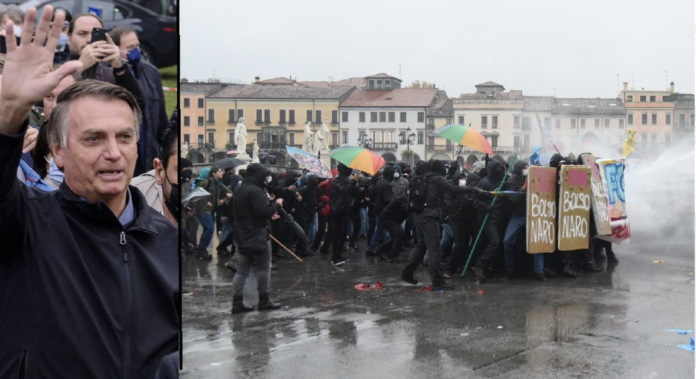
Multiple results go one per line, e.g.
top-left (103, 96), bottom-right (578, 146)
top-left (426, 94), bottom-right (455, 161)
top-left (204, 85), bottom-right (355, 167)
top-left (180, 82), bottom-right (227, 163)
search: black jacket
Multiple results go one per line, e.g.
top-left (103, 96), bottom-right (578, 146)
top-left (380, 194), bottom-right (409, 223)
top-left (296, 175), bottom-right (321, 220)
top-left (423, 160), bottom-right (480, 216)
top-left (373, 166), bottom-right (395, 216)
top-left (77, 59), bottom-right (147, 113)
top-left (330, 164), bottom-right (359, 215)
top-left (473, 158), bottom-right (510, 219)
top-left (0, 126), bottom-right (178, 378)
top-left (506, 161), bottom-right (528, 217)
top-left (233, 164), bottom-right (281, 229)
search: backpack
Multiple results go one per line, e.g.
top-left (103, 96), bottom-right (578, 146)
top-left (408, 174), bottom-right (429, 213)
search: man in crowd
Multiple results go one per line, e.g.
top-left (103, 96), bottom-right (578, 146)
top-left (0, 7), bottom-right (178, 377)
top-left (67, 13), bottom-right (145, 111)
top-left (111, 26), bottom-right (168, 175)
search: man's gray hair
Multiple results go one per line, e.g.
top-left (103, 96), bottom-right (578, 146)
top-left (48, 80), bottom-right (142, 148)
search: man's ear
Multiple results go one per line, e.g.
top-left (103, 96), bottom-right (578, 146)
top-left (51, 144), bottom-right (65, 168)
top-left (153, 158), bottom-right (164, 185)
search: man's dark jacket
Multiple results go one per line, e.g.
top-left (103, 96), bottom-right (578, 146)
top-left (330, 164), bottom-right (358, 215)
top-left (0, 126), bottom-right (178, 378)
top-left (133, 60), bottom-right (169, 175)
top-left (232, 163), bottom-right (281, 230)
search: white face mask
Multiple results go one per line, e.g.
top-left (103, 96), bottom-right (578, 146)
top-left (522, 169), bottom-right (528, 176)
top-left (458, 179), bottom-right (467, 187)
top-left (393, 172), bottom-right (400, 178)
top-left (266, 176), bottom-right (272, 183)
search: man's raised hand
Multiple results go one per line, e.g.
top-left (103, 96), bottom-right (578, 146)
top-left (0, 6), bottom-right (82, 133)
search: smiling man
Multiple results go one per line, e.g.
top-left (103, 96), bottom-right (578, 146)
top-left (0, 6), bottom-right (178, 378)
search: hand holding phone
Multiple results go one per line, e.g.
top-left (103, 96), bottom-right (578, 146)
top-left (91, 28), bottom-right (108, 43)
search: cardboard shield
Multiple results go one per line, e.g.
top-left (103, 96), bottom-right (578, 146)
top-left (557, 166), bottom-right (592, 251)
top-left (526, 166), bottom-right (557, 253)
top-left (578, 153), bottom-right (612, 236)
top-left (596, 158), bottom-right (631, 244)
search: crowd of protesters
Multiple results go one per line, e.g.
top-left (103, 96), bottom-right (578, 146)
top-left (183, 152), bottom-right (619, 312)
top-left (0, 5), bottom-right (179, 378)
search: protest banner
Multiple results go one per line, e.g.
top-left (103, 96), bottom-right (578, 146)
top-left (557, 165), bottom-right (592, 251)
top-left (578, 153), bottom-right (612, 236)
top-left (596, 158), bottom-right (631, 244)
top-left (526, 166), bottom-right (557, 253)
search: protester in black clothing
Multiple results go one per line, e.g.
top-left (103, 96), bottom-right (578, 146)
top-left (330, 163), bottom-right (359, 265)
top-left (443, 171), bottom-right (482, 278)
top-left (296, 174), bottom-right (321, 235)
top-left (367, 165), bottom-right (394, 254)
top-left (470, 159), bottom-right (510, 283)
top-left (375, 193), bottom-right (409, 262)
top-left (401, 160), bottom-right (483, 290)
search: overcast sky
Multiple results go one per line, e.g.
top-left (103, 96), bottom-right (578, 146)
top-left (181, 0), bottom-right (694, 99)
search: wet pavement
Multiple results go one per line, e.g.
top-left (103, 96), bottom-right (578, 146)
top-left (182, 232), bottom-right (694, 378)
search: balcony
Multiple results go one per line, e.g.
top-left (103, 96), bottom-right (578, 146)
top-left (260, 142), bottom-right (288, 150)
top-left (453, 145), bottom-right (525, 154)
top-left (371, 142), bottom-right (398, 151)
top-left (426, 144), bottom-right (449, 152)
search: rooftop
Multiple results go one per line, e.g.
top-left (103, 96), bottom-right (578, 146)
top-left (475, 81), bottom-right (505, 88)
top-left (427, 91), bottom-right (453, 117)
top-left (208, 85), bottom-right (356, 100)
top-left (180, 82), bottom-right (227, 95)
top-left (341, 88), bottom-right (438, 107)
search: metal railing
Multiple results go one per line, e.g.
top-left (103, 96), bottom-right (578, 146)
top-left (370, 142), bottom-right (397, 151)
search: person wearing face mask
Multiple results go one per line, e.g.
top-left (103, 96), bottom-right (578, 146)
top-left (111, 26), bottom-right (167, 176)
top-left (443, 171), bottom-right (483, 278)
top-left (231, 163), bottom-right (284, 313)
top-left (470, 158), bottom-right (512, 283)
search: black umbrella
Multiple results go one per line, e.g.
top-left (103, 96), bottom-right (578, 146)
top-left (215, 158), bottom-right (246, 169)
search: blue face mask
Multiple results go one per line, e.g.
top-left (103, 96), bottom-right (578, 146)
top-left (126, 47), bottom-right (141, 66)
top-left (47, 157), bottom-right (64, 185)
top-left (56, 33), bottom-right (67, 52)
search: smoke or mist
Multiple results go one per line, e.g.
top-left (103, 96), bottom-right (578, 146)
top-left (623, 137), bottom-right (694, 248)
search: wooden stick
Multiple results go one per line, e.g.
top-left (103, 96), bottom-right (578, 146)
top-left (269, 234), bottom-right (303, 262)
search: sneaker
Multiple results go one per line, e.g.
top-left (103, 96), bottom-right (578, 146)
top-left (543, 268), bottom-right (558, 278)
top-left (584, 262), bottom-right (602, 272)
top-left (472, 265), bottom-right (487, 283)
top-left (399, 273), bottom-right (418, 285)
top-left (433, 282), bottom-right (455, 291)
top-left (386, 256), bottom-right (404, 263)
top-left (535, 273), bottom-right (547, 282)
top-left (607, 254), bottom-right (619, 264)
top-left (560, 267), bottom-right (578, 278)
top-left (442, 271), bottom-right (453, 279)
top-left (365, 250), bottom-right (378, 257)
top-left (332, 258), bottom-right (348, 266)
top-left (348, 243), bottom-right (358, 250)
top-left (224, 260), bottom-right (239, 272)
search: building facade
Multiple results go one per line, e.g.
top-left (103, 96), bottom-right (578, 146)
top-left (180, 82), bottom-right (225, 163)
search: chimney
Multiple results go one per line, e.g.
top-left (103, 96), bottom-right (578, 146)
top-left (254, 76), bottom-right (260, 84)
top-left (622, 82), bottom-right (628, 91)
top-left (670, 81), bottom-right (675, 93)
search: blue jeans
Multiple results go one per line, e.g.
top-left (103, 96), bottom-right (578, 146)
top-left (533, 254), bottom-right (544, 274)
top-left (220, 220), bottom-right (233, 244)
top-left (503, 214), bottom-right (526, 273)
top-left (440, 224), bottom-right (455, 253)
top-left (368, 216), bottom-right (388, 250)
top-left (197, 213), bottom-right (214, 250)
top-left (308, 213), bottom-right (317, 244)
top-left (360, 207), bottom-right (368, 235)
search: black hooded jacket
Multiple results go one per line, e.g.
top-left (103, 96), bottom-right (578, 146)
top-left (506, 161), bottom-right (528, 217)
top-left (297, 175), bottom-right (321, 219)
top-left (380, 193), bottom-right (409, 223)
top-left (473, 159), bottom-right (510, 217)
top-left (421, 160), bottom-right (481, 216)
top-left (278, 170), bottom-right (301, 213)
top-left (330, 163), bottom-right (359, 215)
top-left (373, 166), bottom-right (395, 215)
top-left (233, 163), bottom-right (282, 229)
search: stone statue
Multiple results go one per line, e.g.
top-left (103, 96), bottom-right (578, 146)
top-left (303, 121), bottom-right (314, 152)
top-left (234, 117), bottom-right (248, 154)
top-left (319, 119), bottom-right (331, 151)
top-left (181, 142), bottom-right (189, 159)
top-left (312, 122), bottom-right (323, 154)
top-left (252, 139), bottom-right (260, 163)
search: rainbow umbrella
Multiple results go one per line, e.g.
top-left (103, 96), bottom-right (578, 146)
top-left (329, 146), bottom-right (385, 175)
top-left (434, 124), bottom-right (493, 155)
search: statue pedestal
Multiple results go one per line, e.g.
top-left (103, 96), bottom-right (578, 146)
top-left (318, 149), bottom-right (331, 171)
top-left (233, 153), bottom-right (252, 175)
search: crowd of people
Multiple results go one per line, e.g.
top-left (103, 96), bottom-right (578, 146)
top-left (0, 6), bottom-right (179, 378)
top-left (183, 151), bottom-right (619, 312)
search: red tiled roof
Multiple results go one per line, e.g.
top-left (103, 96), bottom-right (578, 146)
top-left (341, 88), bottom-right (437, 107)
top-left (365, 73), bottom-right (402, 81)
top-left (475, 81), bottom-right (504, 87)
top-left (258, 77), bottom-right (295, 85)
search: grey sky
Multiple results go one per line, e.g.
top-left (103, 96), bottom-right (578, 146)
top-left (181, 0), bottom-right (694, 99)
